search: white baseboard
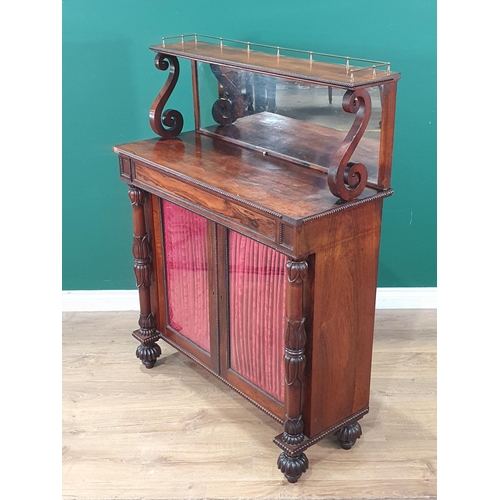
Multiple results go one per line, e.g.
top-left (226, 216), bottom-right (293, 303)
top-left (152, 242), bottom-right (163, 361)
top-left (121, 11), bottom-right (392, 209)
top-left (374, 287), bottom-right (436, 309)
top-left (62, 287), bottom-right (436, 312)
top-left (62, 290), bottom-right (140, 312)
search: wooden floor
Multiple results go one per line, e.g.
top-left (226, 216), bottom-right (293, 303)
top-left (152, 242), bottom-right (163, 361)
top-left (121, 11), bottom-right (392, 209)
top-left (62, 309), bottom-right (436, 500)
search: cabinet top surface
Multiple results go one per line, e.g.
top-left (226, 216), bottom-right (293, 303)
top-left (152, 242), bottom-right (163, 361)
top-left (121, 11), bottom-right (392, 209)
top-left (114, 129), bottom-right (389, 223)
top-left (151, 34), bottom-right (400, 88)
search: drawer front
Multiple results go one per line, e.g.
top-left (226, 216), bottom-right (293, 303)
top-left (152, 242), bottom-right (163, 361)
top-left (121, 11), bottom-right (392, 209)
top-left (130, 157), bottom-right (282, 248)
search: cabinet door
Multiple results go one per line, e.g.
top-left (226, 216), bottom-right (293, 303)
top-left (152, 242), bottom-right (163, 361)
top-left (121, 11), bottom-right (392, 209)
top-left (160, 199), bottom-right (218, 371)
top-left (221, 229), bottom-right (287, 420)
top-left (156, 200), bottom-right (286, 419)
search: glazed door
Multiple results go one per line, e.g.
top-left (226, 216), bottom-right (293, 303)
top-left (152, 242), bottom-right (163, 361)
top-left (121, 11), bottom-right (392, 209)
top-left (157, 199), bottom-right (287, 419)
top-left (219, 227), bottom-right (286, 420)
top-left (159, 199), bottom-right (219, 372)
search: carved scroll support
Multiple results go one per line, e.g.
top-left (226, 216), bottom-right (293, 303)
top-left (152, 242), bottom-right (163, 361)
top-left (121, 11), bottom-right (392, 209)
top-left (328, 88), bottom-right (372, 201)
top-left (210, 64), bottom-right (247, 126)
top-left (275, 259), bottom-right (309, 483)
top-left (149, 54), bottom-right (184, 139)
top-left (128, 185), bottom-right (161, 368)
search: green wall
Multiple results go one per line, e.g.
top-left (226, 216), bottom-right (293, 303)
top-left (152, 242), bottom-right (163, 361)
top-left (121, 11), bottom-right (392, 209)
top-left (63, 0), bottom-right (436, 290)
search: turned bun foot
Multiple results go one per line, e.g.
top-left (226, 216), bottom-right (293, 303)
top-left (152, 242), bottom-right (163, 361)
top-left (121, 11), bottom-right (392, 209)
top-left (136, 342), bottom-right (161, 369)
top-left (336, 421), bottom-right (362, 450)
top-left (277, 452), bottom-right (308, 483)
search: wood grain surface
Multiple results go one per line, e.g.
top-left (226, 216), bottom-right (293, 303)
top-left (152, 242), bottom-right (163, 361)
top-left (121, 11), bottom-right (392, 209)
top-left (113, 132), bottom-right (383, 223)
top-left (62, 309), bottom-right (436, 500)
top-left (303, 202), bottom-right (381, 437)
top-left (202, 112), bottom-right (380, 175)
top-left (150, 40), bottom-right (400, 88)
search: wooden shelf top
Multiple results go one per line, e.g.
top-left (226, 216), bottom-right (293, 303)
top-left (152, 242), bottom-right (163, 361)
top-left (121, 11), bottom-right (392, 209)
top-left (151, 35), bottom-right (400, 88)
top-left (114, 119), bottom-right (390, 223)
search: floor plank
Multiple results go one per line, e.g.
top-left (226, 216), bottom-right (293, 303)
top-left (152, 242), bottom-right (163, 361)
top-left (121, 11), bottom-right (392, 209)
top-left (62, 310), bottom-right (436, 499)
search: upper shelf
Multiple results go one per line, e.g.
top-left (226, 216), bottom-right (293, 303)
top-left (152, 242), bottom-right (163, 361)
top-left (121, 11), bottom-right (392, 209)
top-left (150, 34), bottom-right (400, 88)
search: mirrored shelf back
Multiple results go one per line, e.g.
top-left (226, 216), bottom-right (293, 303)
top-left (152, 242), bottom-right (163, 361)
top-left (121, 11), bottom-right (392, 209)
top-left (149, 34), bottom-right (400, 201)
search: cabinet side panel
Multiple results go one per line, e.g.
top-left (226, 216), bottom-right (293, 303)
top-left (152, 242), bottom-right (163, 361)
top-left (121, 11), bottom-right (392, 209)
top-left (228, 231), bottom-right (286, 403)
top-left (162, 200), bottom-right (211, 353)
top-left (304, 201), bottom-right (382, 438)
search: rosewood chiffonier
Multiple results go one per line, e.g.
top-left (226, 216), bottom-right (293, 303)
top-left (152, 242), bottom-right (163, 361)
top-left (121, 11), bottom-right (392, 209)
top-left (113, 34), bottom-right (400, 483)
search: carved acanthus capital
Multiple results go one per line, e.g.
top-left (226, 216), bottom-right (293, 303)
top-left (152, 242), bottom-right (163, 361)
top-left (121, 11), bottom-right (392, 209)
top-left (284, 317), bottom-right (307, 352)
top-left (132, 234), bottom-right (152, 288)
top-left (132, 234), bottom-right (149, 259)
top-left (128, 186), bottom-right (146, 207)
top-left (138, 312), bottom-right (156, 337)
top-left (286, 260), bottom-right (308, 283)
top-left (282, 416), bottom-right (305, 445)
top-left (284, 318), bottom-right (306, 386)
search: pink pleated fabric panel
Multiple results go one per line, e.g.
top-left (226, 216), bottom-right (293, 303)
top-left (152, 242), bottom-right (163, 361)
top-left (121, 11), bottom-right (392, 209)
top-left (229, 231), bottom-right (287, 403)
top-left (162, 200), bottom-right (210, 353)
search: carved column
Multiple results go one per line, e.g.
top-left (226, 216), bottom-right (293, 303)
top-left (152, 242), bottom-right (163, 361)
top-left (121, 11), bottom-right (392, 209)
top-left (276, 259), bottom-right (309, 483)
top-left (128, 185), bottom-right (161, 368)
